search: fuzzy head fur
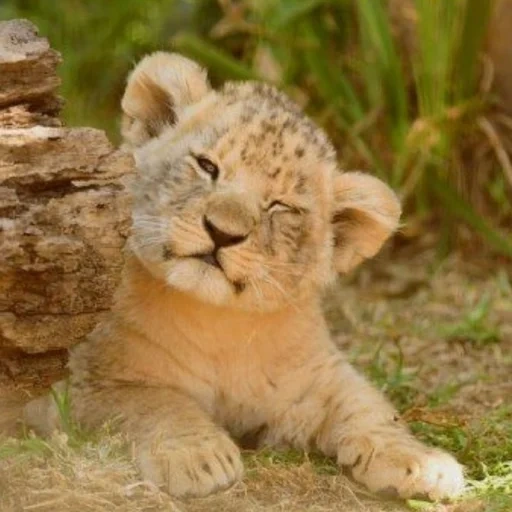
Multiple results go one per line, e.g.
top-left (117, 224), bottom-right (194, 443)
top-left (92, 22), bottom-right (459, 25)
top-left (121, 52), bottom-right (401, 310)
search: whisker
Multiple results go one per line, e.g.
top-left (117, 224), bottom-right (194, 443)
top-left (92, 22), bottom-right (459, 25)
top-left (258, 261), bottom-right (304, 278)
top-left (249, 276), bottom-right (264, 304)
top-left (258, 273), bottom-right (300, 311)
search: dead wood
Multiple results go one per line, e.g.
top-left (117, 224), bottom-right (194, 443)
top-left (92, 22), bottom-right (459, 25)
top-left (0, 19), bottom-right (134, 354)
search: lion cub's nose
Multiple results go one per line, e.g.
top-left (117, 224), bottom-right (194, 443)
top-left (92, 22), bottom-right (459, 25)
top-left (203, 216), bottom-right (248, 248)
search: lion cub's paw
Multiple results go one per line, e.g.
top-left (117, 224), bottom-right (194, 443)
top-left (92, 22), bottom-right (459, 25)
top-left (338, 435), bottom-right (464, 500)
top-left (137, 432), bottom-right (244, 497)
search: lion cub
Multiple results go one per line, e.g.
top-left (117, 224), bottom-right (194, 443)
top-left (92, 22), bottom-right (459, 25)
top-left (25, 53), bottom-right (464, 500)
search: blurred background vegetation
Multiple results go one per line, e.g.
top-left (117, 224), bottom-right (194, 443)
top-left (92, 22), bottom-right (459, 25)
top-left (1, 0), bottom-right (511, 258)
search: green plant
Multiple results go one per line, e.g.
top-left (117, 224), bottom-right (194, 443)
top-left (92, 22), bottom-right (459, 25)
top-left (439, 293), bottom-right (501, 346)
top-left (466, 461), bottom-right (512, 502)
top-left (244, 447), bottom-right (338, 476)
top-left (364, 343), bottom-right (419, 412)
top-left (49, 381), bottom-right (82, 441)
top-left (411, 406), bottom-right (512, 480)
top-left (0, 433), bottom-right (52, 460)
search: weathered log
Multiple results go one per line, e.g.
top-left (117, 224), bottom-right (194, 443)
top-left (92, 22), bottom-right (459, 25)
top-left (0, 20), bottom-right (134, 354)
top-left (0, 19), bottom-right (63, 116)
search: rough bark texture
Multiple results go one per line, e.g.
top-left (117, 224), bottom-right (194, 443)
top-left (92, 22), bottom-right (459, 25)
top-left (0, 19), bottom-right (134, 355)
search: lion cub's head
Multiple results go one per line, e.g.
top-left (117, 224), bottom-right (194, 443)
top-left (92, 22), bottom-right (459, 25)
top-left (121, 52), bottom-right (400, 310)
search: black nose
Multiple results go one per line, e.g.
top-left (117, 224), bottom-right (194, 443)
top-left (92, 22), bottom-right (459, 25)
top-left (203, 216), bottom-right (248, 248)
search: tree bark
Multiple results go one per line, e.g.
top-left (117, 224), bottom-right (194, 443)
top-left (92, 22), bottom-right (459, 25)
top-left (0, 19), bottom-right (134, 355)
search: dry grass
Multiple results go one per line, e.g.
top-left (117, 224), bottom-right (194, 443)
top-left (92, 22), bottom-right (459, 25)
top-left (0, 429), bottom-right (411, 512)
top-left (1, 249), bottom-right (511, 512)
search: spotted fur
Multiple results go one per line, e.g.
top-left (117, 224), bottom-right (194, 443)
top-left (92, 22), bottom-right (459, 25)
top-left (24, 52), bottom-right (464, 501)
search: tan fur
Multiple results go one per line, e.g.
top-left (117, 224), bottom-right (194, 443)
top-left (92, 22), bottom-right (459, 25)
top-left (23, 53), bottom-right (464, 500)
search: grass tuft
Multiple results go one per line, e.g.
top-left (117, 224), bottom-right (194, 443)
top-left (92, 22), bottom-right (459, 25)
top-left (244, 447), bottom-right (339, 476)
top-left (365, 343), bottom-right (420, 412)
top-left (438, 293), bottom-right (502, 346)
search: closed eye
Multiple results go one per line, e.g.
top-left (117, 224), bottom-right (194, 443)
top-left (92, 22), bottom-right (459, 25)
top-left (267, 201), bottom-right (300, 215)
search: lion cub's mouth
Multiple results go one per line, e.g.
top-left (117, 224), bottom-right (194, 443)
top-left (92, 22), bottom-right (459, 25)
top-left (193, 252), bottom-right (222, 270)
top-left (190, 253), bottom-right (246, 294)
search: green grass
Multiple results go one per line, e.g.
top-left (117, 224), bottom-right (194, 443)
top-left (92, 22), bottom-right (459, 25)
top-left (369, 357), bottom-right (512, 508)
top-left (364, 343), bottom-right (420, 412)
top-left (0, 380), bottom-right (103, 460)
top-left (0, 433), bottom-right (52, 460)
top-left (465, 461), bottom-right (512, 511)
top-left (438, 293), bottom-right (502, 346)
top-left (367, 365), bottom-right (512, 510)
top-left (243, 405), bottom-right (512, 511)
top-left (363, 341), bottom-right (512, 480)
top-left (355, 303), bottom-right (511, 497)
top-left (49, 381), bottom-right (79, 440)
top-left (244, 447), bottom-right (339, 477)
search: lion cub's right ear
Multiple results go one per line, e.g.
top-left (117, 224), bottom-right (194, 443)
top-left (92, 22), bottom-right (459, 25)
top-left (121, 52), bottom-right (210, 147)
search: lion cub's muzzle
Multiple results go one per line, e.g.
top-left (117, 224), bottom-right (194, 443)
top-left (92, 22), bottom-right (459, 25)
top-left (194, 191), bottom-right (256, 262)
top-left (188, 191), bottom-right (256, 294)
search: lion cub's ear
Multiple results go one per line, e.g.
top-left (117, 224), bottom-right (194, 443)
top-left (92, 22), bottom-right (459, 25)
top-left (331, 172), bottom-right (401, 273)
top-left (121, 52), bottom-right (210, 147)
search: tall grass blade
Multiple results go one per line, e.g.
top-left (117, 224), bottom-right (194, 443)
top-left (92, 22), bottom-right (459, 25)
top-left (172, 32), bottom-right (261, 81)
top-left (453, 0), bottom-right (493, 101)
top-left (413, 0), bottom-right (458, 117)
top-left (299, 15), bottom-right (385, 174)
top-left (299, 17), bottom-right (364, 123)
top-left (270, 0), bottom-right (331, 29)
top-left (356, 0), bottom-right (409, 151)
top-left (430, 174), bottom-right (512, 258)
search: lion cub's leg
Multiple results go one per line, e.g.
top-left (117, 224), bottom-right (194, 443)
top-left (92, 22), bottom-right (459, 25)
top-left (275, 352), bottom-right (464, 500)
top-left (85, 387), bottom-right (243, 497)
top-left (27, 384), bottom-right (243, 498)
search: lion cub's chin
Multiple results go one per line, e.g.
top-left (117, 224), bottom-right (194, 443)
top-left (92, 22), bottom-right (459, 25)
top-left (163, 258), bottom-right (297, 312)
top-left (165, 259), bottom-right (235, 306)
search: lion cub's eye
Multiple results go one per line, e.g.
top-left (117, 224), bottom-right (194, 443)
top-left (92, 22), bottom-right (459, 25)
top-left (195, 156), bottom-right (219, 180)
top-left (267, 201), bottom-right (297, 214)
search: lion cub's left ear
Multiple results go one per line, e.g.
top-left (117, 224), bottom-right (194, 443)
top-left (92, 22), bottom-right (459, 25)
top-left (121, 52), bottom-right (210, 147)
top-left (331, 172), bottom-right (401, 273)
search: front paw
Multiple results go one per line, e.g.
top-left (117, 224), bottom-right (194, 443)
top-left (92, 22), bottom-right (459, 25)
top-left (338, 434), bottom-right (464, 500)
top-left (136, 431), bottom-right (244, 497)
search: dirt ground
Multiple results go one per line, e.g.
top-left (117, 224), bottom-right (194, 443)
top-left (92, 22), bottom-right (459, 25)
top-left (0, 247), bottom-right (511, 512)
